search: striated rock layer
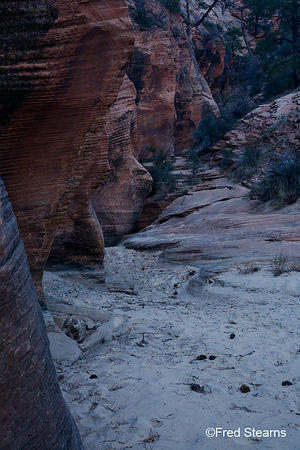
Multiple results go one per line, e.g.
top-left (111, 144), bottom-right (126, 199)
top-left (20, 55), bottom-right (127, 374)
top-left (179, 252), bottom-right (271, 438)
top-left (213, 91), bottom-right (300, 153)
top-left (92, 75), bottom-right (152, 245)
top-left (123, 169), bottom-right (300, 272)
top-left (0, 0), bottom-right (134, 302)
top-left (0, 175), bottom-right (83, 449)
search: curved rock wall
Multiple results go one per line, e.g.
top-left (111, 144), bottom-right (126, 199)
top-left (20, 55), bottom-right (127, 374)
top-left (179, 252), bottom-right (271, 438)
top-left (0, 0), bottom-right (134, 302)
top-left (92, 75), bottom-right (152, 245)
top-left (0, 175), bottom-right (83, 449)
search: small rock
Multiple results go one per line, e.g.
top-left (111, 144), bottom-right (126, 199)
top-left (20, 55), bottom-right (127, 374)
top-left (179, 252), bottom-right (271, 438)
top-left (136, 333), bottom-right (148, 347)
top-left (209, 355), bottom-right (217, 360)
top-left (240, 384), bottom-right (251, 393)
top-left (90, 374), bottom-right (98, 379)
top-left (190, 383), bottom-right (211, 394)
top-left (230, 333), bottom-right (236, 339)
top-left (197, 354), bottom-right (207, 360)
top-left (282, 380), bottom-right (293, 386)
top-left (190, 383), bottom-right (201, 392)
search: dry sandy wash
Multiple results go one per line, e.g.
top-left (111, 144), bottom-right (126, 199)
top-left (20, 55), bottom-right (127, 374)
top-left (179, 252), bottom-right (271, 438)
top-left (43, 245), bottom-right (300, 450)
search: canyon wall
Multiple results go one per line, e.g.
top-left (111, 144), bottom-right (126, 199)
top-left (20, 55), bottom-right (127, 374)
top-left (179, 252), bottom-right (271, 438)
top-left (0, 0), bottom-right (134, 303)
top-left (0, 0), bottom-right (224, 292)
top-left (126, 0), bottom-right (219, 154)
top-left (92, 75), bottom-right (153, 246)
top-left (92, 0), bottom-right (219, 244)
top-left (0, 174), bottom-right (83, 449)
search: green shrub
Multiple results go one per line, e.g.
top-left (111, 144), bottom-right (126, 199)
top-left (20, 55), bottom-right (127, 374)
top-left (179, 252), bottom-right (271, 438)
top-left (142, 146), bottom-right (176, 198)
top-left (234, 144), bottom-right (261, 180)
top-left (250, 151), bottom-right (300, 207)
top-left (158, 0), bottom-right (180, 13)
top-left (219, 148), bottom-right (234, 170)
top-left (193, 114), bottom-right (233, 152)
top-left (132, 0), bottom-right (163, 30)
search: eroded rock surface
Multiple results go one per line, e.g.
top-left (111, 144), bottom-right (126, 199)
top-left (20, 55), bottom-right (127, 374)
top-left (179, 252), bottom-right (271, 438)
top-left (127, 0), bottom-right (219, 154)
top-left (123, 169), bottom-right (300, 273)
top-left (92, 75), bottom-right (152, 245)
top-left (0, 0), bottom-right (134, 302)
top-left (214, 91), bottom-right (300, 153)
top-left (0, 175), bottom-right (83, 449)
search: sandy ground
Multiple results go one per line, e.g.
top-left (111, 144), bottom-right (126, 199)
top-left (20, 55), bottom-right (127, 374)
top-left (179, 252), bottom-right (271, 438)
top-left (43, 246), bottom-right (300, 450)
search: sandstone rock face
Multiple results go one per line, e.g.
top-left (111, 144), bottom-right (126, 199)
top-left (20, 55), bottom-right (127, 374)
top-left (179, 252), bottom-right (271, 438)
top-left (123, 169), bottom-right (300, 272)
top-left (185, 1), bottom-right (253, 97)
top-left (127, 0), bottom-right (219, 154)
top-left (0, 175), bottom-right (83, 449)
top-left (214, 91), bottom-right (300, 152)
top-left (92, 75), bottom-right (152, 245)
top-left (0, 0), bottom-right (134, 302)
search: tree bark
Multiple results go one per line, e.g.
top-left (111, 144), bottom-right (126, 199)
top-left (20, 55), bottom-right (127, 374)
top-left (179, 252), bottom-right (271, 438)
top-left (193, 0), bottom-right (220, 28)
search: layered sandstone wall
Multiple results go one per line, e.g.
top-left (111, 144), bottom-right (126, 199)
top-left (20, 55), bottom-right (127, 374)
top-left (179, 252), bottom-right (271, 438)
top-left (0, 0), bottom-right (134, 302)
top-left (0, 174), bottom-right (83, 449)
top-left (92, 75), bottom-right (153, 246)
top-left (92, 0), bottom-right (220, 244)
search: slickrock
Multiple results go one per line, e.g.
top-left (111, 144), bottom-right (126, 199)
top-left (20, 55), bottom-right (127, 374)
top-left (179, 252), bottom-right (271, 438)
top-left (127, 0), bottom-right (219, 154)
top-left (0, 175), bottom-right (83, 450)
top-left (92, 75), bottom-right (153, 245)
top-left (123, 171), bottom-right (300, 273)
top-left (0, 0), bottom-right (134, 303)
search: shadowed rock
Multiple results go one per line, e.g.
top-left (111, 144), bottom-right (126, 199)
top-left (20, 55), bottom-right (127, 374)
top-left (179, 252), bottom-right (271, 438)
top-left (0, 0), bottom-right (134, 304)
top-left (92, 75), bottom-right (153, 245)
top-left (0, 175), bottom-right (83, 449)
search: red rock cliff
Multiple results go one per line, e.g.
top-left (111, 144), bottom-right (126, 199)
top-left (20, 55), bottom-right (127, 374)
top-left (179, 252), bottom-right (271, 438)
top-left (92, 75), bottom-right (153, 245)
top-left (127, 0), bottom-right (219, 154)
top-left (0, 0), bottom-right (134, 303)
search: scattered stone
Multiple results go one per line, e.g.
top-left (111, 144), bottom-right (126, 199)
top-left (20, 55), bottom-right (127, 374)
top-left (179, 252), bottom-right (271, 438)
top-left (209, 355), bottom-right (217, 360)
top-left (190, 383), bottom-right (212, 393)
top-left (63, 317), bottom-right (86, 343)
top-left (196, 354), bottom-right (207, 360)
top-left (190, 383), bottom-right (202, 392)
top-left (136, 333), bottom-right (148, 347)
top-left (240, 384), bottom-right (251, 393)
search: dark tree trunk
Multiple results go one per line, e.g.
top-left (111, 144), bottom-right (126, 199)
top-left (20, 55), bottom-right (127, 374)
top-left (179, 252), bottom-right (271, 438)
top-left (193, 0), bottom-right (220, 28)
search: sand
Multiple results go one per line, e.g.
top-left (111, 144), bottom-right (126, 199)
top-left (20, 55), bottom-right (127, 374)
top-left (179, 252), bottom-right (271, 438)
top-left (43, 246), bottom-right (300, 450)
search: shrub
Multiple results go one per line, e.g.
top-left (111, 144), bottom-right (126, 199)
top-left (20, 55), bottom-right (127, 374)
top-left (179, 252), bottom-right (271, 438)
top-left (272, 251), bottom-right (290, 277)
top-left (250, 151), bottom-right (300, 207)
top-left (219, 148), bottom-right (234, 170)
top-left (158, 0), bottom-right (180, 13)
top-left (132, 0), bottom-right (164, 30)
top-left (238, 263), bottom-right (261, 274)
top-left (234, 144), bottom-right (261, 181)
top-left (193, 114), bottom-right (234, 152)
top-left (141, 146), bottom-right (176, 198)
